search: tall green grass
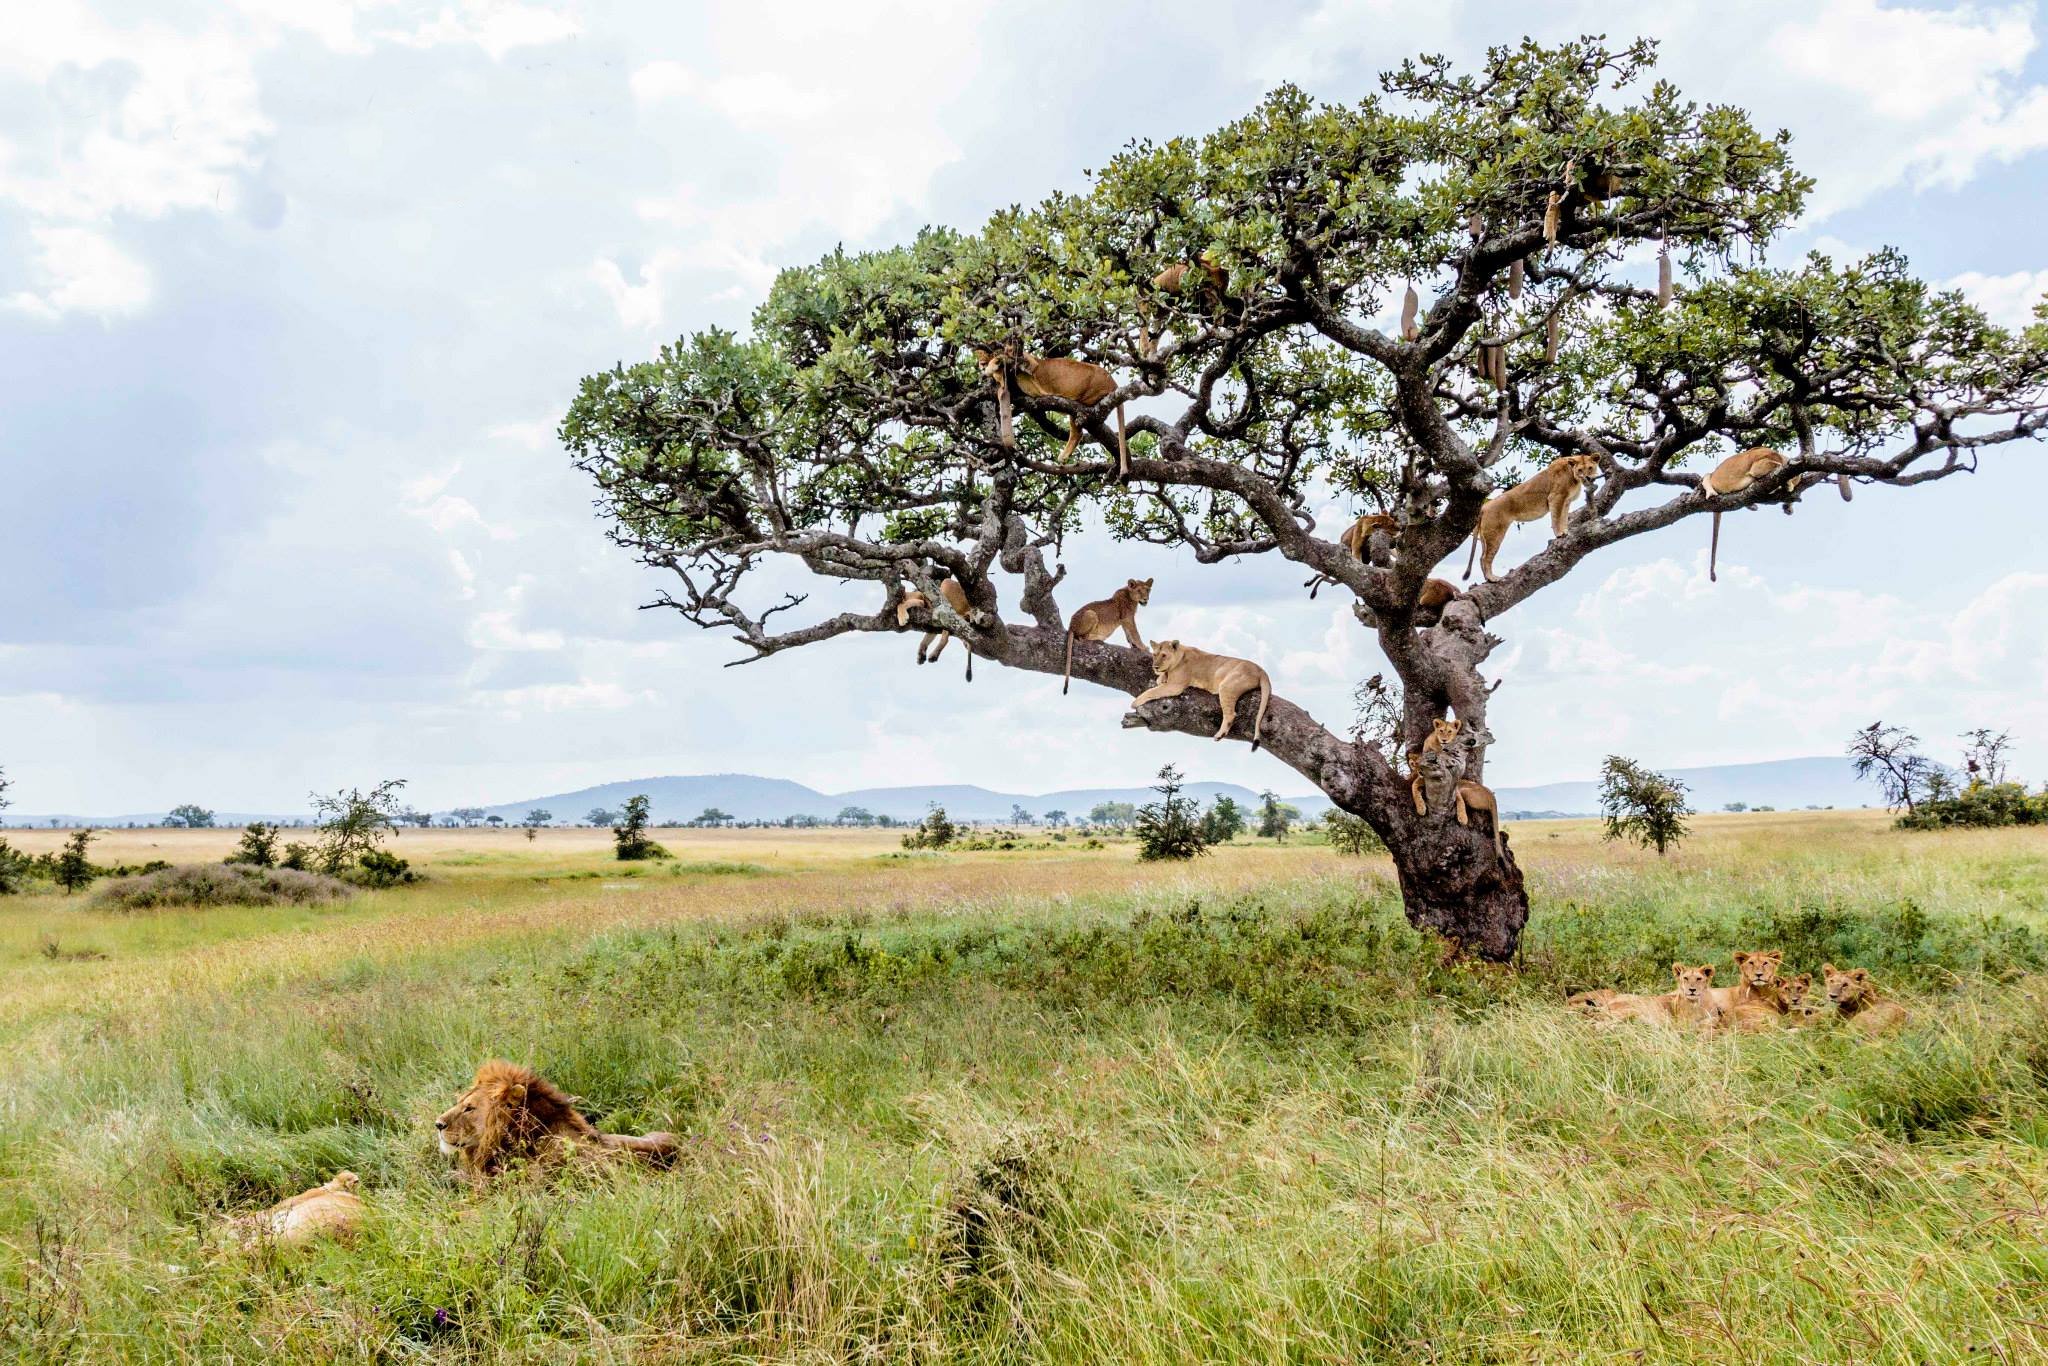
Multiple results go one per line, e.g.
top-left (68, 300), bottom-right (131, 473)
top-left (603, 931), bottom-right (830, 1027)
top-left (2, 843), bottom-right (2047, 1360)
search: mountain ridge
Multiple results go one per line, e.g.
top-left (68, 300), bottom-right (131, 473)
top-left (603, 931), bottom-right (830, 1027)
top-left (6, 757), bottom-right (1876, 826)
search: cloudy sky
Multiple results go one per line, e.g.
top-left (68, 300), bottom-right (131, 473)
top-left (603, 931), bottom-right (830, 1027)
top-left (3, 0), bottom-right (2046, 816)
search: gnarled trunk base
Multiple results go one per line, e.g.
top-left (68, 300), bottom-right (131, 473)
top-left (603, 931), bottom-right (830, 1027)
top-left (1386, 821), bottom-right (1527, 961)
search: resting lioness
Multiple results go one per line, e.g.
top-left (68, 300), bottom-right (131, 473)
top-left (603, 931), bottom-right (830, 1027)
top-left (1129, 639), bottom-right (1273, 750)
top-left (228, 1171), bottom-right (364, 1247)
top-left (1821, 964), bottom-right (1910, 1034)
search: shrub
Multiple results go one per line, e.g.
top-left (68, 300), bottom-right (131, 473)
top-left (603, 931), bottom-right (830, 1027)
top-left (279, 841), bottom-right (315, 871)
top-left (0, 838), bottom-right (28, 895)
top-left (900, 805), bottom-right (957, 851)
top-left (613, 794), bottom-right (671, 860)
top-left (90, 864), bottom-right (355, 910)
top-left (1321, 809), bottom-right (1387, 856)
top-left (54, 830), bottom-right (97, 894)
top-left (1896, 782), bottom-right (2047, 831)
top-left (345, 849), bottom-right (419, 888)
top-left (310, 778), bottom-right (407, 874)
top-left (224, 822), bottom-right (279, 868)
top-left (1133, 765), bottom-right (1208, 862)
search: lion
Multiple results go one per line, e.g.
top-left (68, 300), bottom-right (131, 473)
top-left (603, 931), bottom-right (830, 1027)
top-left (1129, 639), bottom-right (1273, 750)
top-left (227, 1170), bottom-right (364, 1248)
top-left (1821, 964), bottom-right (1910, 1034)
top-left (1712, 950), bottom-right (1788, 1014)
top-left (435, 1061), bottom-right (679, 1184)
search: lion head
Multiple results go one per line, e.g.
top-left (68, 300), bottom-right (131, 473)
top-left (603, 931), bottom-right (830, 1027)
top-left (1148, 639), bottom-right (1186, 677)
top-left (1732, 950), bottom-right (1782, 991)
top-left (1670, 962), bottom-right (1715, 1004)
top-left (435, 1060), bottom-right (601, 1179)
top-left (1821, 963), bottom-right (1873, 1008)
top-left (1126, 577), bottom-right (1153, 605)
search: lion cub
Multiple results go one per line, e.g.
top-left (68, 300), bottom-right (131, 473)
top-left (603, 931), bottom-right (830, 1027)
top-left (1667, 962), bottom-right (1726, 1033)
top-left (1822, 964), bottom-right (1910, 1034)
top-left (1130, 640), bottom-right (1273, 750)
top-left (1064, 578), bottom-right (1152, 694)
top-left (1408, 717), bottom-right (1463, 815)
top-left (229, 1171), bottom-right (364, 1247)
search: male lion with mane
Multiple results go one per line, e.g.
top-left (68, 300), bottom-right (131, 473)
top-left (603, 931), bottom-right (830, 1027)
top-left (435, 1060), bottom-right (679, 1184)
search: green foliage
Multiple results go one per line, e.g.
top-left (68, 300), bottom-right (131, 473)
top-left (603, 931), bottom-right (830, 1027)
top-left (586, 806), bottom-right (617, 828)
top-left (1257, 791), bottom-right (1297, 841)
top-left (224, 822), bottom-right (279, 868)
top-left (278, 841), bottom-right (314, 872)
top-left (521, 809), bottom-right (553, 842)
top-left (310, 779), bottom-right (407, 875)
top-left (1898, 781), bottom-right (2048, 831)
top-left (54, 829), bottom-right (96, 894)
top-left (1086, 801), bottom-right (1135, 831)
top-left (346, 849), bottom-right (419, 888)
top-left (1198, 794), bottom-right (1245, 844)
top-left (612, 795), bottom-right (670, 861)
top-left (900, 805), bottom-right (958, 850)
top-left (1133, 765), bottom-right (1208, 862)
top-left (1598, 755), bottom-right (1692, 855)
top-left (91, 863), bottom-right (355, 910)
top-left (1321, 809), bottom-right (1387, 856)
top-left (163, 803), bottom-right (216, 828)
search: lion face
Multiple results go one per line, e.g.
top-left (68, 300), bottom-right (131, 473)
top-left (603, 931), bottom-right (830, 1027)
top-left (1127, 577), bottom-right (1153, 605)
top-left (1563, 453), bottom-right (1601, 483)
top-left (1149, 639), bottom-right (1185, 676)
top-left (1671, 962), bottom-right (1715, 1002)
top-left (1822, 964), bottom-right (1871, 1006)
top-left (1780, 973), bottom-right (1811, 1008)
top-left (435, 1078), bottom-right (518, 1158)
top-left (1429, 718), bottom-right (1462, 749)
top-left (1733, 950), bottom-right (1782, 990)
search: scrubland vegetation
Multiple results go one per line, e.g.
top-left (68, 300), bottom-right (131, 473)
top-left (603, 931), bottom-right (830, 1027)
top-left (0, 814), bottom-right (2044, 1361)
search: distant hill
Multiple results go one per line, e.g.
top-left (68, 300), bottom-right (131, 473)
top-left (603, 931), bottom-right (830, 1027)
top-left (6, 756), bottom-right (1875, 828)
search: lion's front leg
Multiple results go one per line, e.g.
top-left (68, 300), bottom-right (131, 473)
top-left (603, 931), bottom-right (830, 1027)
top-left (1129, 681), bottom-right (1188, 709)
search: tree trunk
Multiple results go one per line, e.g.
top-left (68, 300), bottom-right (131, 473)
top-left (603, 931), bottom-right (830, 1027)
top-left (1383, 817), bottom-right (1527, 961)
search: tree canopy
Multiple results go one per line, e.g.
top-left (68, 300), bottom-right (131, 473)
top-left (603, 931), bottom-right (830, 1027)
top-left (566, 38), bottom-right (2048, 958)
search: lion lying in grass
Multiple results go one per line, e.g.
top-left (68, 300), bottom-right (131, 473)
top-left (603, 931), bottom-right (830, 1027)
top-left (435, 1061), bottom-right (679, 1184)
top-left (228, 1170), bottom-right (364, 1247)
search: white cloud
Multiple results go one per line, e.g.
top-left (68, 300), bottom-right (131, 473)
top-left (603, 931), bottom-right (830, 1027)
top-left (1948, 268), bottom-right (2048, 329)
top-left (3, 225), bottom-right (151, 319)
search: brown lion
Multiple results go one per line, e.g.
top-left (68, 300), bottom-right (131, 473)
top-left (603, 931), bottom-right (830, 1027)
top-left (435, 1061), bottom-right (679, 1183)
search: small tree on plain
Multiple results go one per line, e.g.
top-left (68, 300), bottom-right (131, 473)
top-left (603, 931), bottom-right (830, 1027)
top-left (310, 779), bottom-right (408, 875)
top-left (54, 829), bottom-right (97, 894)
top-left (1200, 795), bottom-right (1246, 844)
top-left (1322, 809), bottom-right (1387, 856)
top-left (613, 795), bottom-right (669, 860)
top-left (1087, 801), bottom-right (1136, 832)
top-left (1134, 764), bottom-right (1208, 862)
top-left (163, 804), bottom-right (215, 829)
top-left (586, 807), bottom-right (617, 828)
top-left (1042, 808), bottom-right (1068, 829)
top-left (484, 815), bottom-right (505, 829)
top-left (1960, 728), bottom-right (2014, 789)
top-left (694, 807), bottom-right (732, 827)
top-left (1257, 791), bottom-right (1295, 842)
top-left (522, 808), bottom-right (553, 842)
top-left (901, 804), bottom-right (958, 850)
top-left (1849, 722), bottom-right (1935, 815)
top-left (225, 822), bottom-right (279, 867)
top-left (0, 766), bottom-right (23, 895)
top-left (1598, 756), bottom-right (1692, 856)
top-left (836, 805), bottom-right (875, 826)
top-left (451, 807), bottom-right (487, 828)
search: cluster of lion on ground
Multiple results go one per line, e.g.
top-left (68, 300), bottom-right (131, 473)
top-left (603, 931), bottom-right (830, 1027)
top-left (1570, 953), bottom-right (1911, 1036)
top-left (234, 954), bottom-right (1911, 1251)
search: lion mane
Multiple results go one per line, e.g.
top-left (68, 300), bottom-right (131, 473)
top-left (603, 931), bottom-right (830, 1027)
top-left (436, 1060), bottom-right (678, 1182)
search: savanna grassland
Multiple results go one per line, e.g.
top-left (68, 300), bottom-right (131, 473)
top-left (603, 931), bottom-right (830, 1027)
top-left (2, 813), bottom-right (2047, 1362)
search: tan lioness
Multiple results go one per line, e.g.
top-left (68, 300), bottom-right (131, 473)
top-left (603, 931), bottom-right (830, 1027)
top-left (1822, 964), bottom-right (1910, 1034)
top-left (1668, 962), bottom-right (1725, 1033)
top-left (1462, 453), bottom-right (1601, 583)
top-left (1064, 578), bottom-right (1152, 694)
top-left (1130, 640), bottom-right (1273, 750)
top-left (228, 1172), bottom-right (365, 1247)
top-left (1712, 950), bottom-right (1788, 1014)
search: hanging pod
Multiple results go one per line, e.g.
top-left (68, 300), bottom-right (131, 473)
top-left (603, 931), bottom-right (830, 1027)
top-left (1400, 284), bottom-right (1420, 341)
top-left (1657, 237), bottom-right (1673, 309)
top-left (1544, 311), bottom-right (1563, 364)
top-left (1508, 258), bottom-right (1524, 300)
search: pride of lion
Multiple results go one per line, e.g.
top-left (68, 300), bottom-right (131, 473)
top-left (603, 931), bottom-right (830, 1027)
top-left (1570, 952), bottom-right (1910, 1036)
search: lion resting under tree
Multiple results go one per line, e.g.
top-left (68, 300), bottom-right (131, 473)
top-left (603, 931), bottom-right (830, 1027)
top-left (435, 1060), bottom-right (679, 1184)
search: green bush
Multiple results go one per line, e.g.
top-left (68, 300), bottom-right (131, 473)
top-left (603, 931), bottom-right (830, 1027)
top-left (345, 849), bottom-right (420, 888)
top-left (89, 863), bottom-right (356, 910)
top-left (1897, 781), bottom-right (2048, 830)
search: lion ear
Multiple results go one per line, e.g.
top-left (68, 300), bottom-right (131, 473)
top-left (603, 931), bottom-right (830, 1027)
top-left (1702, 964), bottom-right (1715, 979)
top-left (1733, 951), bottom-right (1749, 966)
top-left (505, 1082), bottom-right (527, 1105)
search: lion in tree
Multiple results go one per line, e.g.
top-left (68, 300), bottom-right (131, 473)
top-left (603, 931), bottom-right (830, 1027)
top-left (564, 38), bottom-right (2048, 961)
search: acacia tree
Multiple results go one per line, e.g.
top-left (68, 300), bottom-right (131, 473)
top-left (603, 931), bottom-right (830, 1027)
top-left (566, 40), bottom-right (2048, 959)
